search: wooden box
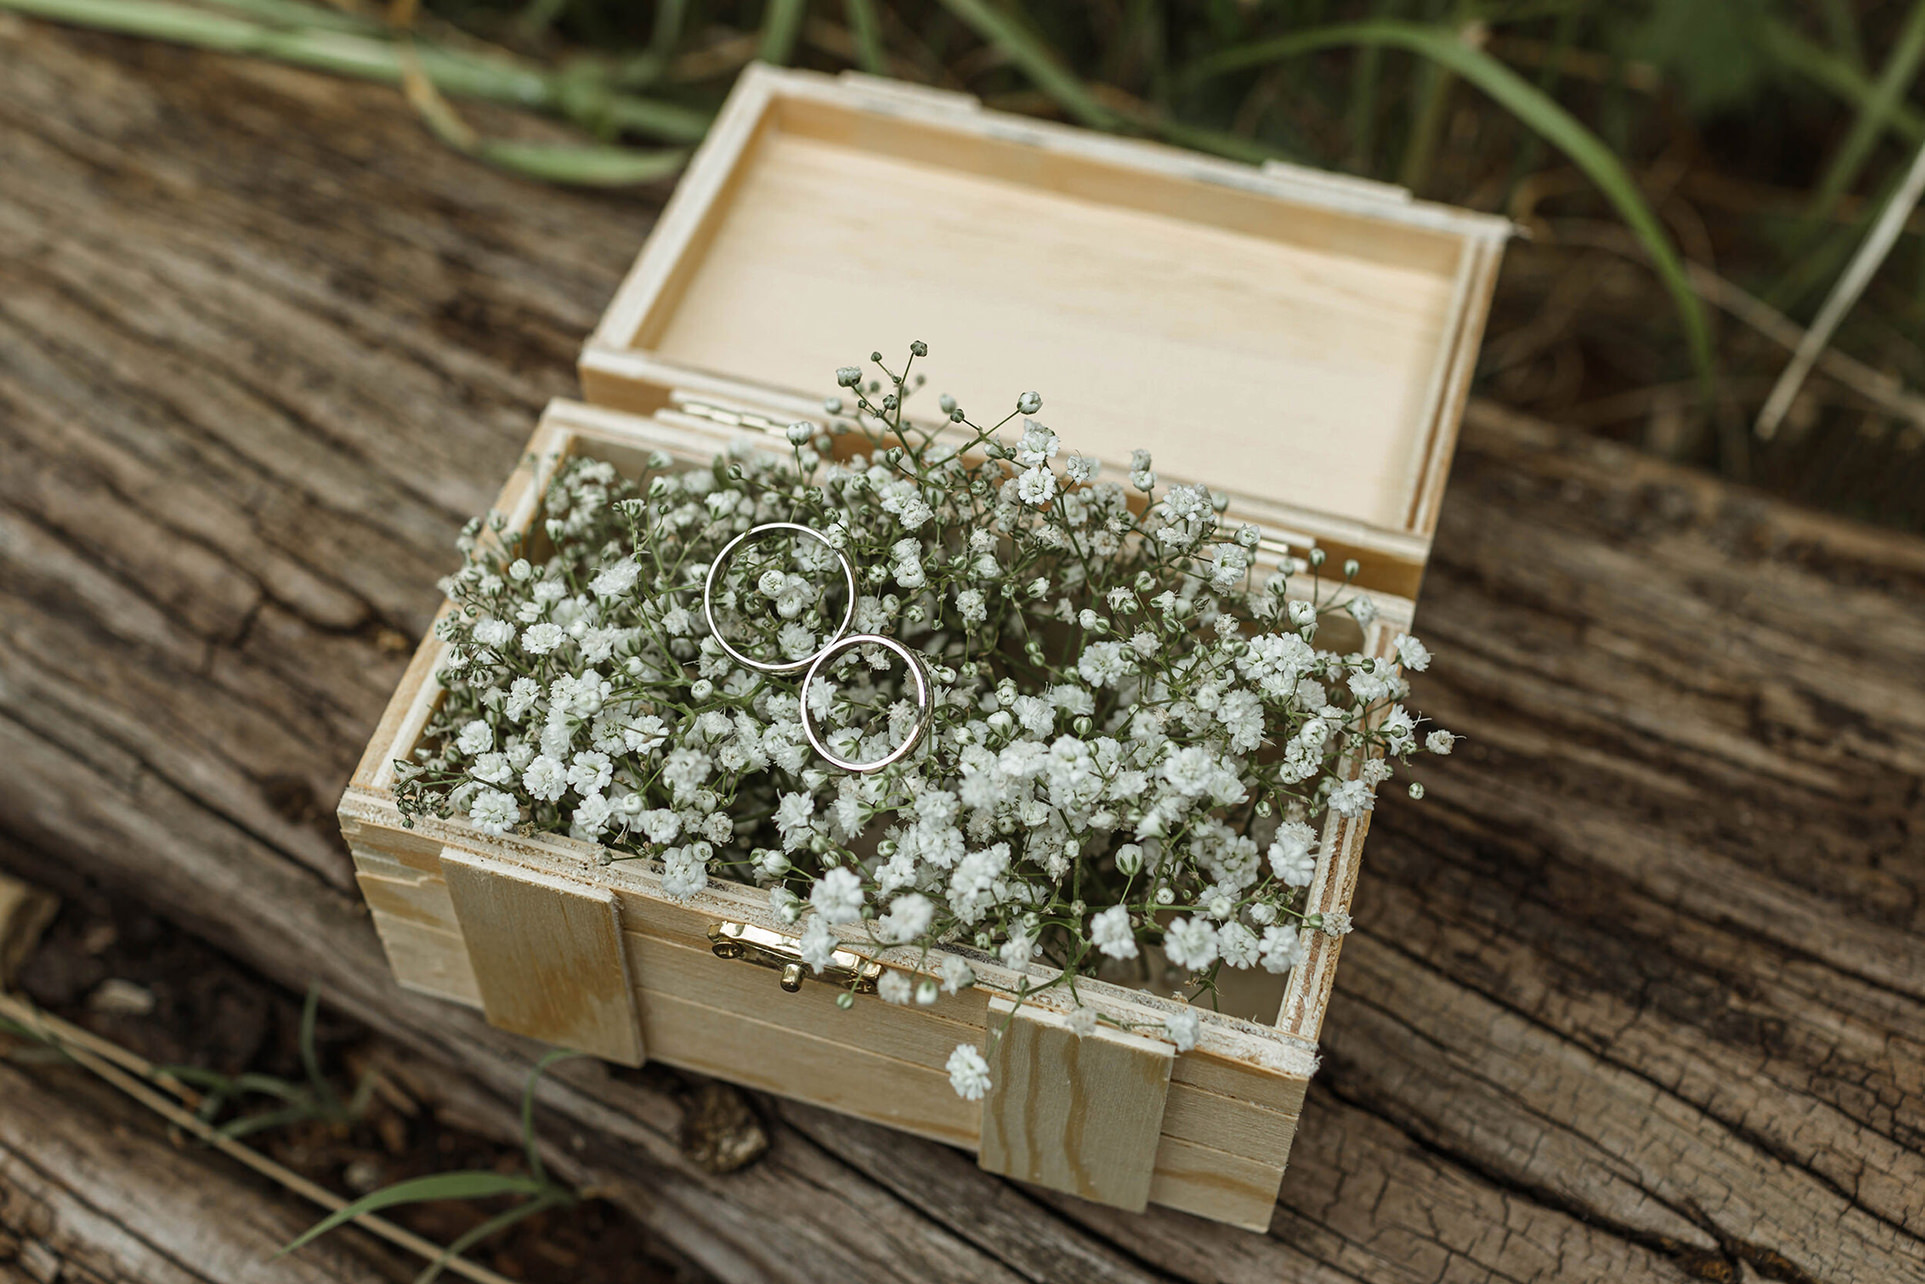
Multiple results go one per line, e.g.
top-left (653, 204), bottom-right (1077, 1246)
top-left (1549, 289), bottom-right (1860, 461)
top-left (339, 66), bottom-right (1508, 1229)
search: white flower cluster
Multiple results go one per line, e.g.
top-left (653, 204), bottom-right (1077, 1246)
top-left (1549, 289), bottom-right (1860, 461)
top-left (396, 345), bottom-right (1454, 1099)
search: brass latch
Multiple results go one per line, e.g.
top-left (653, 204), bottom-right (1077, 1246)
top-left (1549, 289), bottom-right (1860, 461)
top-left (707, 921), bottom-right (883, 994)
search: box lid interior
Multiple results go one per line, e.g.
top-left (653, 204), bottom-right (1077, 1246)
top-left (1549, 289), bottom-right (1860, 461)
top-left (590, 71), bottom-right (1507, 545)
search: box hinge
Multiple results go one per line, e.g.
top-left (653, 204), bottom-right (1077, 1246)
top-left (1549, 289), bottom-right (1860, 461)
top-left (438, 846), bottom-right (646, 1067)
top-left (976, 997), bottom-right (1174, 1211)
top-left (671, 392), bottom-right (1318, 570)
top-left (671, 393), bottom-right (811, 440)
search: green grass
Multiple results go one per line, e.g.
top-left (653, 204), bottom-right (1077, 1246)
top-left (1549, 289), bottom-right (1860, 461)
top-left (5, 0), bottom-right (1923, 527)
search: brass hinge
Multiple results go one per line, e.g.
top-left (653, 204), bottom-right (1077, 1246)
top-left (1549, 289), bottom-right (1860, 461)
top-left (674, 397), bottom-right (809, 440)
top-left (707, 921), bottom-right (883, 994)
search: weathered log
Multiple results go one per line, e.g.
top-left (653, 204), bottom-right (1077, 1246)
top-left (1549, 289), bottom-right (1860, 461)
top-left (0, 15), bottom-right (1920, 1284)
top-left (0, 1060), bottom-right (403, 1284)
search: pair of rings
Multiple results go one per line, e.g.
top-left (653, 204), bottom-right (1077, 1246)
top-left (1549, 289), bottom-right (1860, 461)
top-left (701, 522), bottom-right (932, 774)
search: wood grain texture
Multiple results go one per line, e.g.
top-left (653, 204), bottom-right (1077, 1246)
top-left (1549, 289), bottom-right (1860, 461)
top-left (977, 997), bottom-right (1174, 1212)
top-left (439, 847), bottom-right (643, 1066)
top-left (1, 17), bottom-right (1921, 1284)
top-left (0, 868), bottom-right (58, 986)
top-left (0, 1061), bottom-right (401, 1284)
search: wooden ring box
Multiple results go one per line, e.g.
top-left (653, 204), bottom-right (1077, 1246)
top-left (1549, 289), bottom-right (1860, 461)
top-left (339, 64), bottom-right (1509, 1228)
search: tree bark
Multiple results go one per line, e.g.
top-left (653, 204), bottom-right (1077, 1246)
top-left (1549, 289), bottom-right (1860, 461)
top-left (0, 15), bottom-right (1920, 1284)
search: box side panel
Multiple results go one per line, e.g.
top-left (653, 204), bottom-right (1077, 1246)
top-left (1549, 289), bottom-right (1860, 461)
top-left (348, 793), bottom-right (1306, 1226)
top-left (441, 850), bottom-right (645, 1067)
top-left (977, 998), bottom-right (1173, 1212)
top-left (345, 815), bottom-right (482, 1007)
top-left (1149, 1134), bottom-right (1288, 1231)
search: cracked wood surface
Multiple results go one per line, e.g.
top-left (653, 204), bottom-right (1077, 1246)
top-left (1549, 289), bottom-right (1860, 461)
top-left (0, 1061), bottom-right (404, 1284)
top-left (1, 16), bottom-right (1921, 1284)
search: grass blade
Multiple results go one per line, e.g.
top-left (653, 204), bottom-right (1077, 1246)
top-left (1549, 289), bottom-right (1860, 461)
top-left (279, 1172), bottom-right (549, 1257)
top-left (843, 0), bottom-right (887, 75)
top-left (520, 1048), bottom-right (583, 1183)
top-left (216, 1104), bottom-right (326, 1140)
top-left (933, 0), bottom-right (1114, 128)
top-left (613, 0), bottom-right (688, 89)
top-left (1799, 0), bottom-right (1925, 234)
top-left (474, 139), bottom-right (687, 185)
top-left (197, 0), bottom-right (376, 33)
top-left (297, 982), bottom-right (342, 1118)
top-left (158, 1065), bottom-right (309, 1102)
top-left (0, 0), bottom-right (712, 143)
top-left (758, 0), bottom-right (807, 66)
top-left (1756, 135), bottom-right (1925, 438)
top-left (1760, 18), bottom-right (1925, 144)
top-left (401, 43), bottom-right (686, 186)
top-left (1182, 20), bottom-right (1715, 395)
top-left (414, 1191), bottom-right (570, 1284)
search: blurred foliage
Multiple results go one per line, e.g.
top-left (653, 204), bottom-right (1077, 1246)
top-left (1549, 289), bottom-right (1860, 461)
top-left (11, 0), bottom-right (1925, 528)
top-left (418, 0), bottom-right (1925, 530)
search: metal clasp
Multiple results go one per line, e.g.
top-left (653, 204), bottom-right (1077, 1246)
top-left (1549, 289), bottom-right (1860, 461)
top-left (707, 921), bottom-right (882, 994)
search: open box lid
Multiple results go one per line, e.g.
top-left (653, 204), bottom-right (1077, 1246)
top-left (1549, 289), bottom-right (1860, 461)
top-left (581, 65), bottom-right (1510, 594)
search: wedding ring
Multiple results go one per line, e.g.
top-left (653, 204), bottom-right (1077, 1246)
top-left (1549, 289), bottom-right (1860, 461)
top-left (799, 634), bottom-right (934, 774)
top-left (702, 522), bottom-right (857, 674)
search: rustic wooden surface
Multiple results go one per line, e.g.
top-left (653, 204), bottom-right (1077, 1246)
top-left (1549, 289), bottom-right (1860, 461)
top-left (2, 16), bottom-right (1922, 1284)
top-left (0, 1061), bottom-right (407, 1284)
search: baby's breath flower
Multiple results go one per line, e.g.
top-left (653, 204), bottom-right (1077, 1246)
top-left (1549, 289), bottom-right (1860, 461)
top-left (1163, 917), bottom-right (1219, 972)
top-left (1268, 821), bottom-right (1318, 886)
top-left (811, 867), bottom-right (864, 924)
top-left (1259, 924), bottom-right (1301, 973)
top-left (1016, 465), bottom-right (1057, 506)
top-left (469, 788), bottom-right (518, 835)
top-left (1090, 905), bottom-right (1137, 960)
top-left (799, 915), bottom-right (838, 971)
top-left (521, 622), bottom-right (564, 654)
top-left (1394, 633), bottom-right (1431, 671)
top-left (402, 346), bottom-right (1456, 1098)
top-left (938, 954), bottom-right (976, 995)
top-left (947, 1043), bottom-right (993, 1100)
top-left (455, 719), bottom-right (492, 756)
top-left (522, 755), bottom-right (566, 803)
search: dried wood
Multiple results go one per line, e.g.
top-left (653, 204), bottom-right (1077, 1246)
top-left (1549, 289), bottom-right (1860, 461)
top-left (0, 1061), bottom-right (401, 1284)
top-left (0, 870), bottom-right (56, 987)
top-left (0, 18), bottom-right (1921, 1284)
